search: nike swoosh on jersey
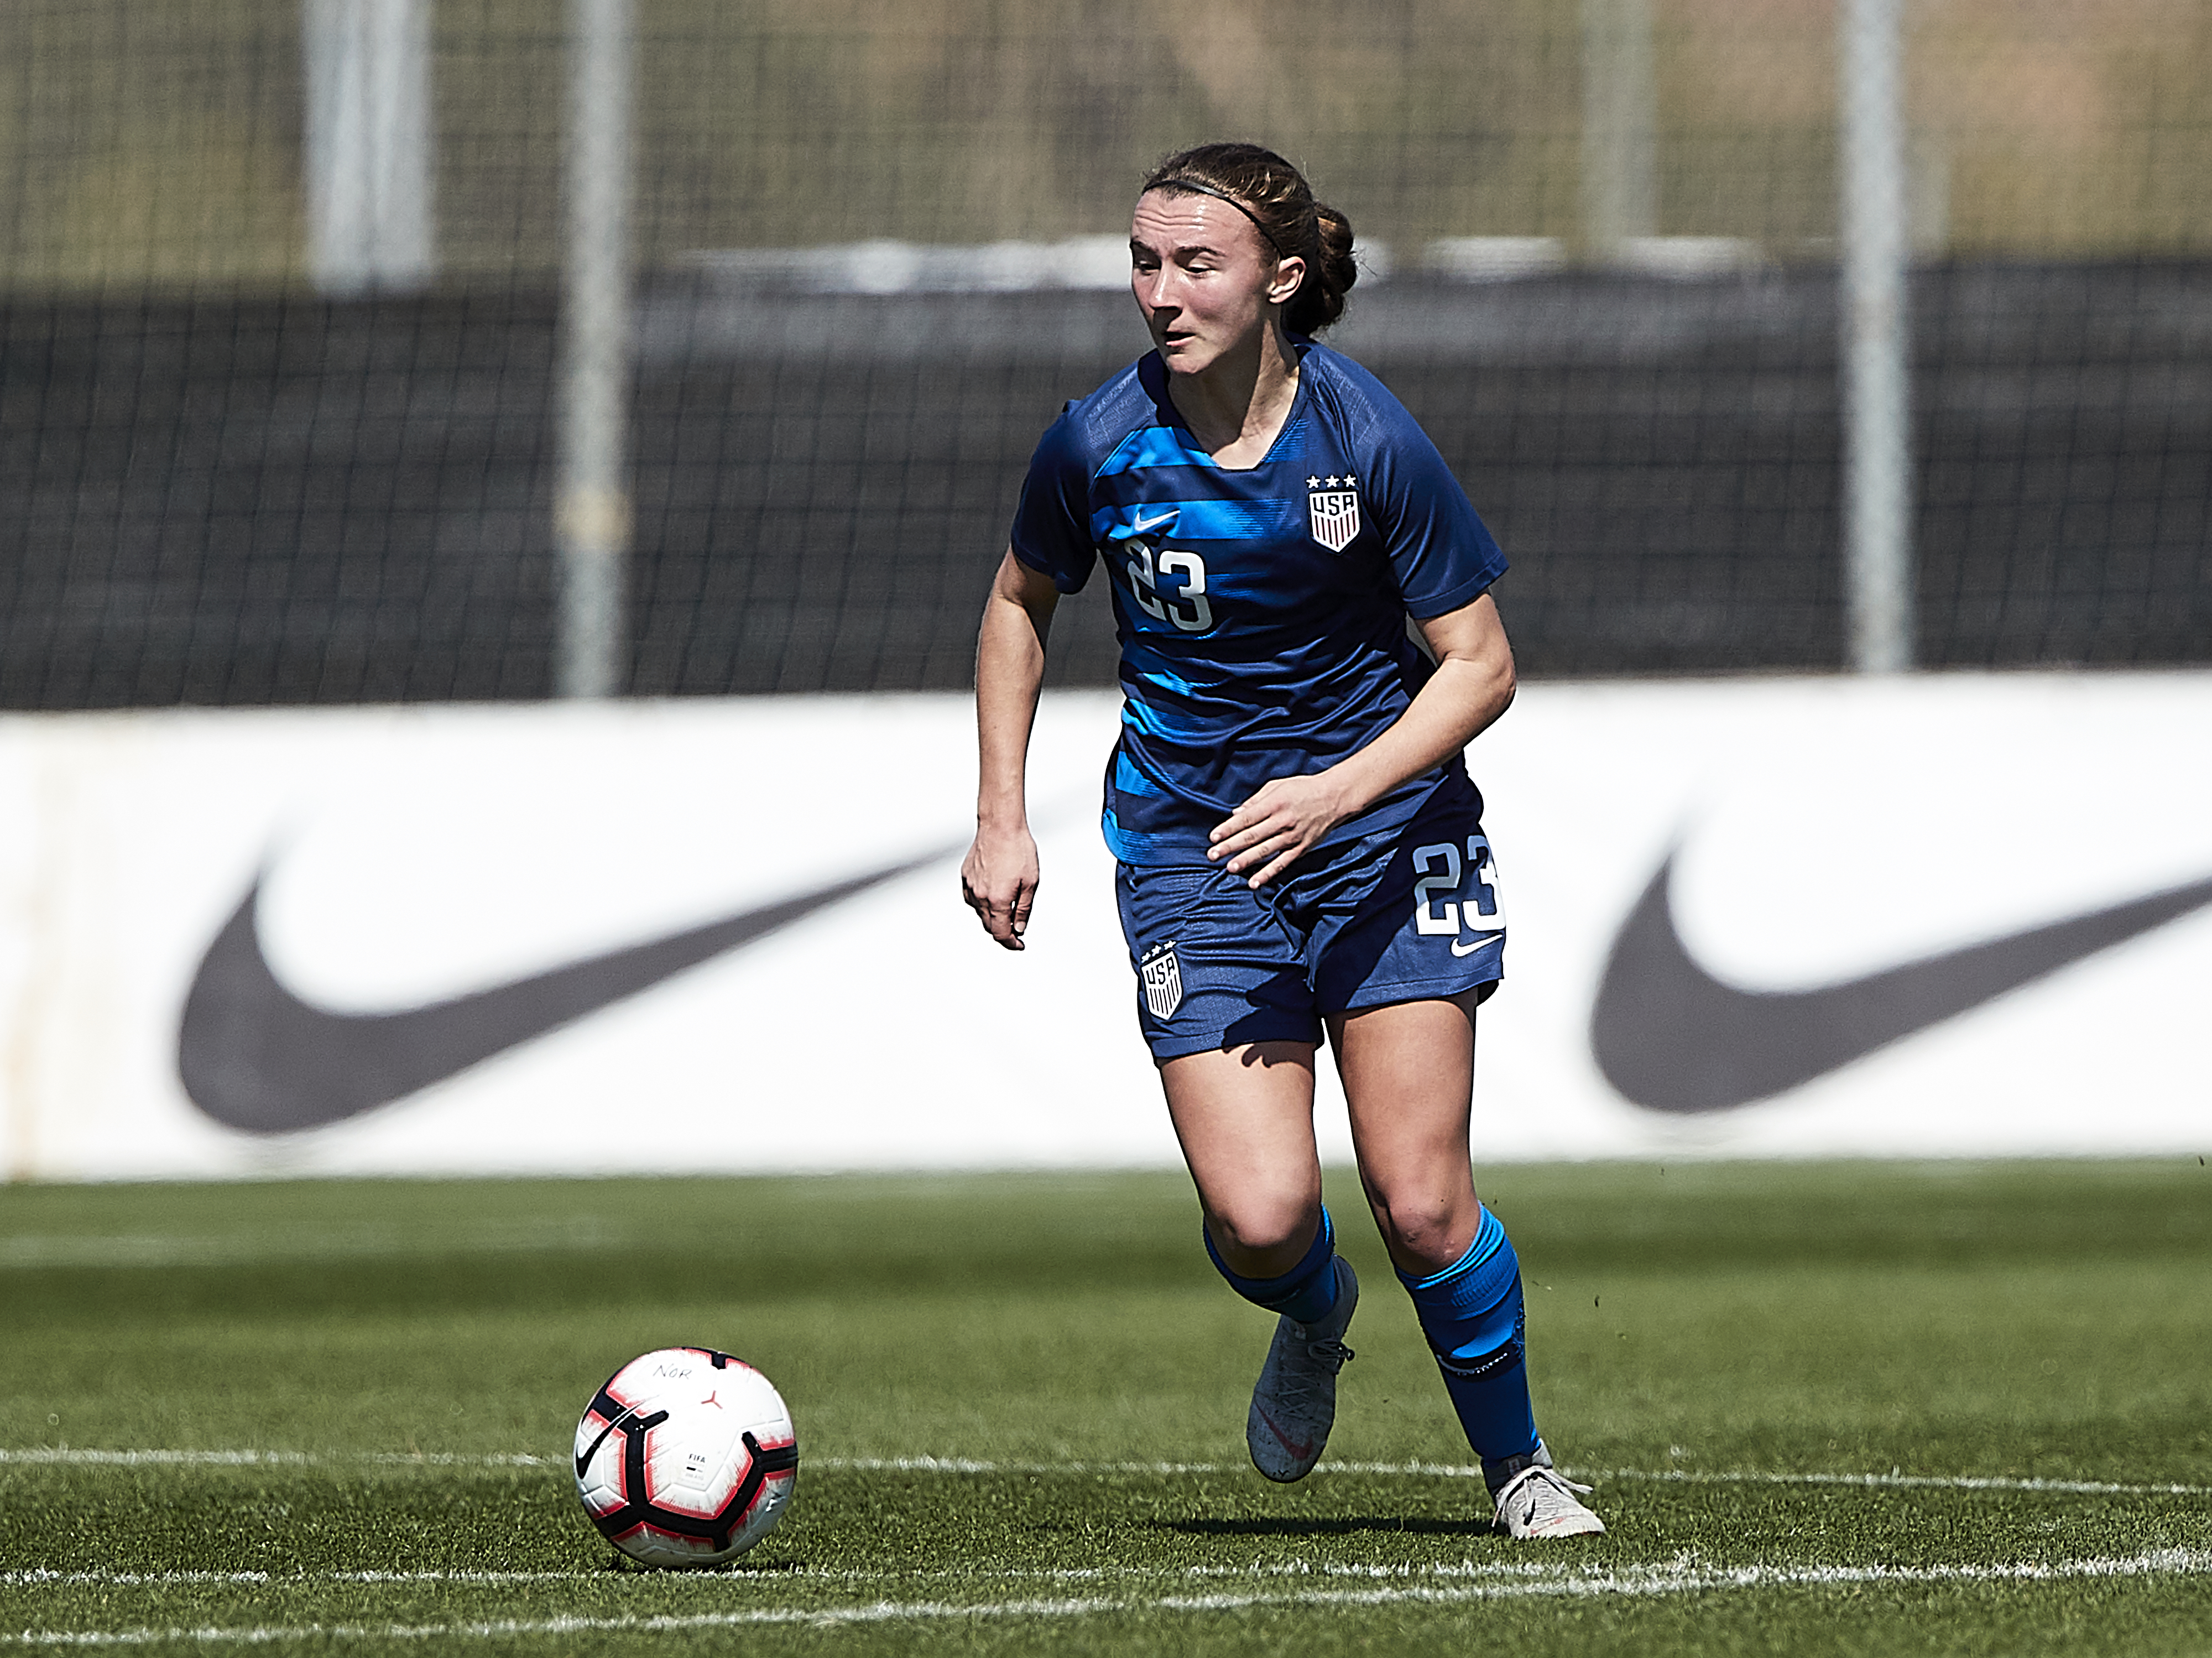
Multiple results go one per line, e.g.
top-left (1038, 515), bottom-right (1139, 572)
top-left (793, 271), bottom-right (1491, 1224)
top-left (1590, 849), bottom-right (2212, 1114)
top-left (1129, 508), bottom-right (1178, 535)
top-left (1450, 934), bottom-right (1499, 957)
top-left (178, 851), bottom-right (950, 1135)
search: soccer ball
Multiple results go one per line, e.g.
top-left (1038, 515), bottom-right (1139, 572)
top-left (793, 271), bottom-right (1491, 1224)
top-left (572, 1347), bottom-right (799, 1567)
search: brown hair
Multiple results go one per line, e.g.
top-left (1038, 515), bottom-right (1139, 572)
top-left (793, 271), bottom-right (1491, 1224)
top-left (1140, 143), bottom-right (1357, 336)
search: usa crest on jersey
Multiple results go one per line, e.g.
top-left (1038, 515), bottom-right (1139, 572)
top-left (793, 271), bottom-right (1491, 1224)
top-left (1308, 482), bottom-right (1361, 552)
top-left (1140, 941), bottom-right (1185, 1020)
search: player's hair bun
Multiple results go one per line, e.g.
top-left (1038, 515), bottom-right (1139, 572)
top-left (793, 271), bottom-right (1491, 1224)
top-left (1296, 200), bottom-right (1358, 336)
top-left (1140, 143), bottom-right (1358, 336)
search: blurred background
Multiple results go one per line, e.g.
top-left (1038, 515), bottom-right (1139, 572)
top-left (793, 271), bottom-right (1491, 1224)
top-left (3, 0), bottom-right (2207, 707)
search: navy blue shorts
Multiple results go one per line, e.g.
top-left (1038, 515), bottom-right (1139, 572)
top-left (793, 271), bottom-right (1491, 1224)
top-left (1115, 777), bottom-right (1506, 1061)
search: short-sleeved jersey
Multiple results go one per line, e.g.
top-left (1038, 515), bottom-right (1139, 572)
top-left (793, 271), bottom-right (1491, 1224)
top-left (1010, 341), bottom-right (1507, 866)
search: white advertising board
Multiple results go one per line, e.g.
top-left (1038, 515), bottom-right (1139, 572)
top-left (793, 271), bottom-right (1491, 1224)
top-left (0, 674), bottom-right (2206, 1181)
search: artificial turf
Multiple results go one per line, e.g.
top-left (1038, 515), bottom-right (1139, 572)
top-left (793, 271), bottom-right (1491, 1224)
top-left (2, 1160), bottom-right (2209, 1654)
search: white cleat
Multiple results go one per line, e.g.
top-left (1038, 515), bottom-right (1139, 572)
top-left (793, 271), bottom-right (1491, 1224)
top-left (1246, 1256), bottom-right (1358, 1483)
top-left (1492, 1449), bottom-right (1606, 1539)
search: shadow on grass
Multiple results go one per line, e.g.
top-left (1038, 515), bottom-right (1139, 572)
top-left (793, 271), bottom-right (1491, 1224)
top-left (1157, 1516), bottom-right (1497, 1539)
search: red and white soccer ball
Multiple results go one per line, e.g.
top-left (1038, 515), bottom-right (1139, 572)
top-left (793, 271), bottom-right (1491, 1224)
top-left (573, 1347), bottom-right (799, 1567)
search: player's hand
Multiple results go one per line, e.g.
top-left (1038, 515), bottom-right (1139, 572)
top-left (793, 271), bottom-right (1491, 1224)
top-left (1208, 773), bottom-right (1354, 889)
top-left (961, 825), bottom-right (1041, 950)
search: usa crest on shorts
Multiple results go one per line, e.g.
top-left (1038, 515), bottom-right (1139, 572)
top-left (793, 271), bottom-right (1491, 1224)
top-left (1140, 940), bottom-right (1185, 1020)
top-left (1307, 475), bottom-right (1361, 552)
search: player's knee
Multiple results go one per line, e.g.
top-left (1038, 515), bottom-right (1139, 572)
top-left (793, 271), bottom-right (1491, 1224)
top-left (1370, 1183), bottom-right (1472, 1275)
top-left (1204, 1193), bottom-right (1322, 1272)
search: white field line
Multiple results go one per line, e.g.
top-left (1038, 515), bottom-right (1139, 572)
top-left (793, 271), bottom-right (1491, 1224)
top-left (0, 1229), bottom-right (634, 1271)
top-left (830, 1456), bottom-right (2212, 1498)
top-left (0, 1562), bottom-right (1668, 1591)
top-left (1, 1574), bottom-right (592, 1589)
top-left (0, 1452), bottom-right (546, 1470)
top-left (6, 1446), bottom-right (2209, 1500)
top-left (4, 1550), bottom-right (2212, 1646)
top-left (1580, 1466), bottom-right (2212, 1499)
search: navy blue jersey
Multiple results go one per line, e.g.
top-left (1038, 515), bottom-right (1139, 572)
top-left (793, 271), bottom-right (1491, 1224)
top-left (1010, 342), bottom-right (1508, 866)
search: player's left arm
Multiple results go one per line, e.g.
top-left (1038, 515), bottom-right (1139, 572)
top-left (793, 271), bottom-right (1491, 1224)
top-left (1208, 592), bottom-right (1514, 888)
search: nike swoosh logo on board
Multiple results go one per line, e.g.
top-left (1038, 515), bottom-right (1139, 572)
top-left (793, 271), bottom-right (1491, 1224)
top-left (178, 850), bottom-right (951, 1136)
top-left (1590, 848), bottom-right (2212, 1115)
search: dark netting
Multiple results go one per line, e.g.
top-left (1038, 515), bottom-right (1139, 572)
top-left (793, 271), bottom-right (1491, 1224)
top-left (2, 2), bottom-right (2208, 705)
top-left (7, 263), bottom-right (2208, 703)
top-left (0, 295), bottom-right (559, 706)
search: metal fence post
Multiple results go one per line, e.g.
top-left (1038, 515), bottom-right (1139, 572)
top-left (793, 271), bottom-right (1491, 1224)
top-left (1580, 0), bottom-right (1659, 258)
top-left (1840, 0), bottom-right (1914, 673)
top-left (557, 0), bottom-right (633, 699)
top-left (302, 0), bottom-right (435, 294)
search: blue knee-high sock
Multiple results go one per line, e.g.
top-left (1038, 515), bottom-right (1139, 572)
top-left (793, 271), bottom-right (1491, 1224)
top-left (1399, 1206), bottom-right (1539, 1464)
top-left (1204, 1207), bottom-right (1342, 1327)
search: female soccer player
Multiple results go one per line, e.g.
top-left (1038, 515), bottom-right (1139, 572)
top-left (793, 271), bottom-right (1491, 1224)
top-left (961, 143), bottom-right (1603, 1539)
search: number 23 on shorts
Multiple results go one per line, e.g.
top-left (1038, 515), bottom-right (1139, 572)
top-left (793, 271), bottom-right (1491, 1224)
top-left (1412, 835), bottom-right (1505, 955)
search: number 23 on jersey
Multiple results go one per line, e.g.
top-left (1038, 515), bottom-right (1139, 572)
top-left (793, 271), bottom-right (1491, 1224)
top-left (1125, 541), bottom-right (1212, 633)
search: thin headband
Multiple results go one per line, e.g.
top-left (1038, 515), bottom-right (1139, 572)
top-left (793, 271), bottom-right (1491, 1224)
top-left (1147, 177), bottom-right (1290, 259)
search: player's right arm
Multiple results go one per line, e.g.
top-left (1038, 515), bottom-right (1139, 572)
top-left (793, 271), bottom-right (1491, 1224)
top-left (963, 548), bottom-right (1061, 951)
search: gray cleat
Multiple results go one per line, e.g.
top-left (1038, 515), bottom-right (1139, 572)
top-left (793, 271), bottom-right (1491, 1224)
top-left (1245, 1255), bottom-right (1358, 1483)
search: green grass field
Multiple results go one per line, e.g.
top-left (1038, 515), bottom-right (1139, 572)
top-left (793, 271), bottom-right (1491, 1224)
top-left (3, 1161), bottom-right (2210, 1654)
